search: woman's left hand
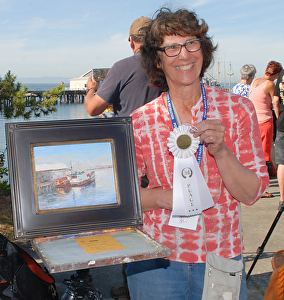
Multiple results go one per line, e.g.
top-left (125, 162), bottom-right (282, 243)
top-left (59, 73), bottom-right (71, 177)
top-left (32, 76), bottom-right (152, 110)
top-left (193, 119), bottom-right (226, 157)
top-left (86, 77), bottom-right (97, 90)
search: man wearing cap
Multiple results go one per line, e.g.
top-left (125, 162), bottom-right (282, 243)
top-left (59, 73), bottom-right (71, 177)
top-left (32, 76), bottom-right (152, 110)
top-left (85, 17), bottom-right (162, 300)
top-left (85, 16), bottom-right (162, 118)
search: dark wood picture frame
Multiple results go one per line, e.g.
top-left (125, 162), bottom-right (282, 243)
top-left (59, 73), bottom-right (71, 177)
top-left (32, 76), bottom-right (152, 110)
top-left (6, 117), bottom-right (142, 239)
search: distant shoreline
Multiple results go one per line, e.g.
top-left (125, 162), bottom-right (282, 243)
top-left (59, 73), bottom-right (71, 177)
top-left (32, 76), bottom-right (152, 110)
top-left (21, 82), bottom-right (69, 91)
top-left (20, 81), bottom-right (238, 92)
top-left (18, 77), bottom-right (70, 84)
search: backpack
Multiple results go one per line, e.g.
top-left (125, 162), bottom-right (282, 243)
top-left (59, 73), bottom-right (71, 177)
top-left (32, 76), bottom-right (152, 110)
top-left (0, 233), bottom-right (58, 300)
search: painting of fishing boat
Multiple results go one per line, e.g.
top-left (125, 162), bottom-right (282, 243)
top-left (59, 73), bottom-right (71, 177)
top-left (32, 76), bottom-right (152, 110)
top-left (33, 139), bottom-right (118, 213)
top-left (55, 170), bottom-right (96, 188)
top-left (68, 170), bottom-right (95, 187)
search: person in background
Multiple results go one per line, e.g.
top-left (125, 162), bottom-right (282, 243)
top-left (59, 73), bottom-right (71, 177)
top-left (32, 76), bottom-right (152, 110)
top-left (273, 69), bottom-right (284, 202)
top-left (127, 7), bottom-right (269, 300)
top-left (249, 61), bottom-right (282, 190)
top-left (232, 64), bottom-right (256, 98)
top-left (85, 16), bottom-right (163, 300)
top-left (84, 16), bottom-right (162, 118)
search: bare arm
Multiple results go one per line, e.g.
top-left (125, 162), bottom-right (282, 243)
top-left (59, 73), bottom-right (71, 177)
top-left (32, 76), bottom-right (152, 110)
top-left (84, 77), bottom-right (109, 116)
top-left (213, 145), bottom-right (259, 204)
top-left (139, 187), bottom-right (173, 212)
top-left (263, 80), bottom-right (276, 104)
top-left (194, 119), bottom-right (259, 204)
top-left (273, 95), bottom-right (280, 118)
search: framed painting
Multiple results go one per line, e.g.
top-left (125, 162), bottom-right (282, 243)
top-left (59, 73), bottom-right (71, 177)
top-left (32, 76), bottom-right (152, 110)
top-left (6, 117), bottom-right (142, 239)
top-left (32, 139), bottom-right (119, 214)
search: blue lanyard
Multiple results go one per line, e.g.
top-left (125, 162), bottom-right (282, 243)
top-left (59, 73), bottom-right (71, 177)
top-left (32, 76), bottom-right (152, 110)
top-left (167, 83), bottom-right (208, 165)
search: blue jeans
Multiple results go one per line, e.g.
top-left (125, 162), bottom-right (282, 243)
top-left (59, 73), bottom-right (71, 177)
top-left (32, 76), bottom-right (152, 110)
top-left (126, 256), bottom-right (247, 300)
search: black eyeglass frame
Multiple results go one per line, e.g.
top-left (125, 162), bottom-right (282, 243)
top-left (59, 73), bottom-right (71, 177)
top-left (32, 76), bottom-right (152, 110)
top-left (156, 38), bottom-right (203, 57)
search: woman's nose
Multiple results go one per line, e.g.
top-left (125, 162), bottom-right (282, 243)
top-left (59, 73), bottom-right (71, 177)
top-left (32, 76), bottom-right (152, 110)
top-left (178, 45), bottom-right (190, 59)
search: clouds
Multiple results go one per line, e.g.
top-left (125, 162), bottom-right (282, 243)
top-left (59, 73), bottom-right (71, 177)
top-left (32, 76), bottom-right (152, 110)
top-left (0, 0), bottom-right (282, 82)
top-left (193, 0), bottom-right (283, 82)
top-left (1, 32), bottom-right (131, 78)
top-left (212, 23), bottom-right (283, 81)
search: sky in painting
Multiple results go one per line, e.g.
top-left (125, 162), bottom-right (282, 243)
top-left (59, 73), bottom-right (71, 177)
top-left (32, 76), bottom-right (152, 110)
top-left (33, 141), bottom-right (113, 169)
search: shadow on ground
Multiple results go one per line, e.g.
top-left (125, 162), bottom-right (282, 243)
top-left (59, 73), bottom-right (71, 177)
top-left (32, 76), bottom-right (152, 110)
top-left (247, 272), bottom-right (272, 300)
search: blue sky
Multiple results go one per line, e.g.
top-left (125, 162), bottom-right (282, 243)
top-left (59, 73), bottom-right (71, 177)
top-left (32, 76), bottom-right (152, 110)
top-left (0, 0), bottom-right (283, 86)
top-left (34, 141), bottom-right (113, 168)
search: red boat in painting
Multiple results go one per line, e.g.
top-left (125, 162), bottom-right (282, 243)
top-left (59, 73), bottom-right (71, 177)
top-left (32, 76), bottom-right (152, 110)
top-left (54, 176), bottom-right (71, 188)
top-left (55, 171), bottom-right (95, 188)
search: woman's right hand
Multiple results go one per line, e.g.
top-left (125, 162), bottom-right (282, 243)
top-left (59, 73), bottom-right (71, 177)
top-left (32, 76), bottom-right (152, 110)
top-left (139, 187), bottom-right (173, 212)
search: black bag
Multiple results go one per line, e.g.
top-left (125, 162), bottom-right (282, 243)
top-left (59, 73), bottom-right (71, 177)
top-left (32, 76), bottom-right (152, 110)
top-left (266, 161), bottom-right (274, 177)
top-left (0, 233), bottom-right (58, 300)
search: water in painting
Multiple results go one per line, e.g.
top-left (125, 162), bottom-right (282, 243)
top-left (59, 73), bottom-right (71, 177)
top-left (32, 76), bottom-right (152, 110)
top-left (33, 140), bottom-right (118, 212)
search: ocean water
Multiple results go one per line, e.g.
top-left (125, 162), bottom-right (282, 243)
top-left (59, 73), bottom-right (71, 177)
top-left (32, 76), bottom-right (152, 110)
top-left (0, 102), bottom-right (94, 153)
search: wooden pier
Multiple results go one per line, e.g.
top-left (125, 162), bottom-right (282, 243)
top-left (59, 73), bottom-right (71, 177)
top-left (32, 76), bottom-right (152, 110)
top-left (27, 89), bottom-right (87, 104)
top-left (59, 90), bottom-right (86, 103)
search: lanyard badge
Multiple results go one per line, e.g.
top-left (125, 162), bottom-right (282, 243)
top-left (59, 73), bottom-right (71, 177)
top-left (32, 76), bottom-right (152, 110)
top-left (167, 83), bottom-right (214, 230)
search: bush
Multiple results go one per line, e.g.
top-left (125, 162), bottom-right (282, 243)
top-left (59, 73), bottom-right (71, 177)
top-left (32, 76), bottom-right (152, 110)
top-left (0, 180), bottom-right (10, 196)
top-left (0, 152), bottom-right (10, 195)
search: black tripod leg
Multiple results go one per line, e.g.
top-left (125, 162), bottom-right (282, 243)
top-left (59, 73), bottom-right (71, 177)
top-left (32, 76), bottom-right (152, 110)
top-left (246, 201), bottom-right (284, 281)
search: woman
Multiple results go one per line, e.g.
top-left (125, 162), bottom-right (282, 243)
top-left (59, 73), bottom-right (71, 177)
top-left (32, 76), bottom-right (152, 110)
top-left (232, 64), bottom-right (256, 98)
top-left (249, 61), bottom-right (282, 184)
top-left (127, 8), bottom-right (269, 300)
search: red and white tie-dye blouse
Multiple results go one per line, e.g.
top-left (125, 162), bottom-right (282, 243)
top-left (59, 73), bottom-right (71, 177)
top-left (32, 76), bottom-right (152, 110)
top-left (131, 85), bottom-right (269, 264)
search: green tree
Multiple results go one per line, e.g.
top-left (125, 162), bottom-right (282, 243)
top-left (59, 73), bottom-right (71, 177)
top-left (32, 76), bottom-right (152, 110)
top-left (0, 70), bottom-right (64, 119)
top-left (0, 70), bottom-right (64, 194)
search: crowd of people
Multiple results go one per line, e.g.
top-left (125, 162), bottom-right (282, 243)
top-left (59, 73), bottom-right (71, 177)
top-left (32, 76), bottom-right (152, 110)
top-left (232, 61), bottom-right (283, 199)
top-left (84, 6), bottom-right (282, 300)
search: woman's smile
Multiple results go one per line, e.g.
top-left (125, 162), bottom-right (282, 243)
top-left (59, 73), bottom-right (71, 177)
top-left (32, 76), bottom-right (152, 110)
top-left (176, 63), bottom-right (194, 71)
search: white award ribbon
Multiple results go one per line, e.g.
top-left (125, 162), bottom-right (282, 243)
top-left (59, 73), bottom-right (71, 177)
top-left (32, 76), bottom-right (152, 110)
top-left (167, 125), bottom-right (214, 230)
top-left (166, 84), bottom-right (214, 230)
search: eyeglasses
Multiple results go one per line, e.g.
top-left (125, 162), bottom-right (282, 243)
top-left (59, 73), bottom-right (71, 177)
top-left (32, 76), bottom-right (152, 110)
top-left (156, 38), bottom-right (202, 57)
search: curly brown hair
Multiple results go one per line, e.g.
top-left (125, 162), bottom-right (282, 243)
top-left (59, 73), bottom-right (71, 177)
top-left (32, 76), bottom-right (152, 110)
top-left (140, 8), bottom-right (217, 91)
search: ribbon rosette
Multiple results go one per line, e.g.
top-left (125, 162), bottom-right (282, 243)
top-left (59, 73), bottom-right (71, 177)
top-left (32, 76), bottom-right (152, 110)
top-left (167, 124), bottom-right (200, 158)
top-left (167, 124), bottom-right (214, 230)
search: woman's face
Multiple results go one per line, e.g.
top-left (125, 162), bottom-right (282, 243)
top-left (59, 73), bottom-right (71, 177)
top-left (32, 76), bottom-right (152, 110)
top-left (157, 35), bottom-right (203, 90)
